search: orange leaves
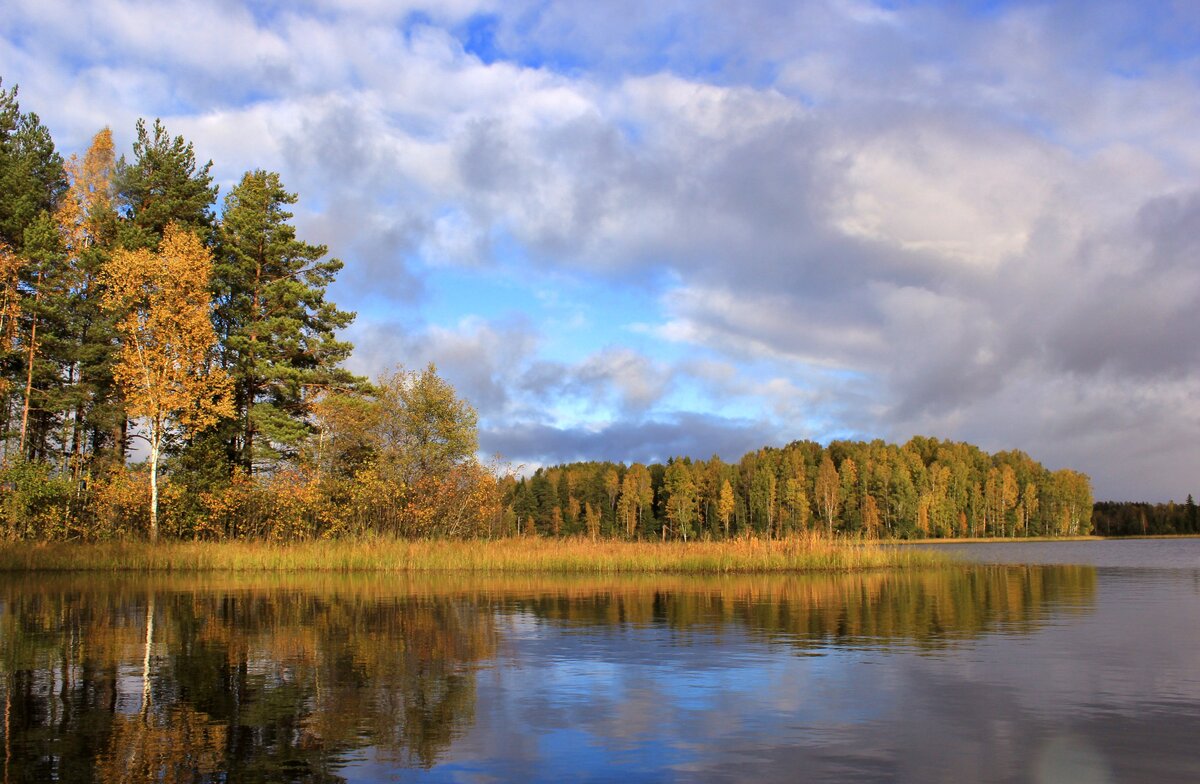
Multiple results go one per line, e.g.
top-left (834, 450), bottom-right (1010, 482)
top-left (101, 223), bottom-right (233, 538)
top-left (101, 224), bottom-right (233, 434)
top-left (87, 467), bottom-right (152, 538)
top-left (57, 128), bottom-right (116, 255)
top-left (394, 461), bottom-right (501, 539)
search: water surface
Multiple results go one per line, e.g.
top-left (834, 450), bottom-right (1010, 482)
top-left (919, 537), bottom-right (1200, 568)
top-left (1, 541), bottom-right (1198, 782)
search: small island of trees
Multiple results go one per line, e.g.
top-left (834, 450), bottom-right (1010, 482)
top-left (511, 439), bottom-right (1094, 542)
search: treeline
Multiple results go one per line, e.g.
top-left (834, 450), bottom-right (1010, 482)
top-left (0, 78), bottom-right (499, 541)
top-left (504, 437), bottom-right (1094, 540)
top-left (1092, 497), bottom-right (1199, 536)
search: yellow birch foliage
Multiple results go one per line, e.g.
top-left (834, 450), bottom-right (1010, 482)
top-left (101, 224), bottom-right (233, 539)
top-left (102, 224), bottom-right (233, 436)
top-left (862, 495), bottom-right (882, 538)
top-left (261, 467), bottom-right (325, 540)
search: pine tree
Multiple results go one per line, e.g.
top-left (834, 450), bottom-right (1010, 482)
top-left (14, 212), bottom-right (71, 462)
top-left (0, 80), bottom-right (65, 252)
top-left (116, 118), bottom-right (216, 249)
top-left (214, 170), bottom-right (358, 471)
top-left (0, 80), bottom-right (66, 460)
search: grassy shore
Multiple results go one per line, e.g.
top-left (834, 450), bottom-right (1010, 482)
top-left (0, 534), bottom-right (949, 574)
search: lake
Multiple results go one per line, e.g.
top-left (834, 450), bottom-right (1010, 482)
top-left (1, 540), bottom-right (1198, 782)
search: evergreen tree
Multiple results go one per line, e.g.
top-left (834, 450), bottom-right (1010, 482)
top-left (14, 212), bottom-right (72, 462)
top-left (214, 170), bottom-right (358, 470)
top-left (116, 118), bottom-right (216, 249)
top-left (0, 80), bottom-right (65, 252)
top-left (0, 80), bottom-right (65, 459)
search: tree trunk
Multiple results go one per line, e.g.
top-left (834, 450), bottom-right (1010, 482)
top-left (18, 284), bottom-right (38, 457)
top-left (148, 435), bottom-right (160, 542)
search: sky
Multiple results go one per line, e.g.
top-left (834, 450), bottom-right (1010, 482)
top-left (2, 0), bottom-right (1199, 501)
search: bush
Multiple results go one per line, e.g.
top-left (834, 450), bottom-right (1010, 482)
top-left (83, 466), bottom-right (150, 540)
top-left (0, 460), bottom-right (80, 540)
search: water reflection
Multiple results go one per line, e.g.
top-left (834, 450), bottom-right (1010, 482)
top-left (510, 567), bottom-right (1095, 652)
top-left (0, 568), bottom-right (1095, 782)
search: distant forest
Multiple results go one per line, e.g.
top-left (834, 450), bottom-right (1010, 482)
top-left (505, 436), bottom-right (1094, 540)
top-left (1092, 498), bottom-right (1200, 536)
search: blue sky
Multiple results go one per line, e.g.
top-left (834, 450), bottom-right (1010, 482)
top-left (3, 0), bottom-right (1200, 499)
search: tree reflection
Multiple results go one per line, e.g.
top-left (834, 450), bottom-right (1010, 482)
top-left (0, 579), bottom-right (497, 782)
top-left (0, 567), bottom-right (1093, 781)
top-left (507, 567), bottom-right (1095, 650)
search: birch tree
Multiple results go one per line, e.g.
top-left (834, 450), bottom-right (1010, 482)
top-left (101, 224), bottom-right (233, 540)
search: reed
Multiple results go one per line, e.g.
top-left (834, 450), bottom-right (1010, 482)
top-left (0, 532), bottom-right (949, 573)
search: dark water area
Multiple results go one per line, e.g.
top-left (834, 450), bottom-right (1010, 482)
top-left (1, 542), bottom-right (1198, 782)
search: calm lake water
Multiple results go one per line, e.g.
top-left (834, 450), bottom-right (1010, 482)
top-left (1, 540), bottom-right (1199, 782)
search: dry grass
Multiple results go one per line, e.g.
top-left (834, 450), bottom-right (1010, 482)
top-left (0, 533), bottom-right (949, 573)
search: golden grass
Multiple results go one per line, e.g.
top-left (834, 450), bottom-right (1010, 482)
top-left (0, 533), bottom-right (949, 574)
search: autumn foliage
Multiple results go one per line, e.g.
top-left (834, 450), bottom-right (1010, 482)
top-left (102, 224), bottom-right (234, 539)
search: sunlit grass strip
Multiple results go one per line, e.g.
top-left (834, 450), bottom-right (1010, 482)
top-left (0, 534), bottom-right (949, 573)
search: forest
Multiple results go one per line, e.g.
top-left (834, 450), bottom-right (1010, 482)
top-left (505, 437), bottom-right (1094, 541)
top-left (0, 78), bottom-right (499, 542)
top-left (1092, 497), bottom-right (1200, 536)
top-left (0, 78), bottom-right (1094, 543)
